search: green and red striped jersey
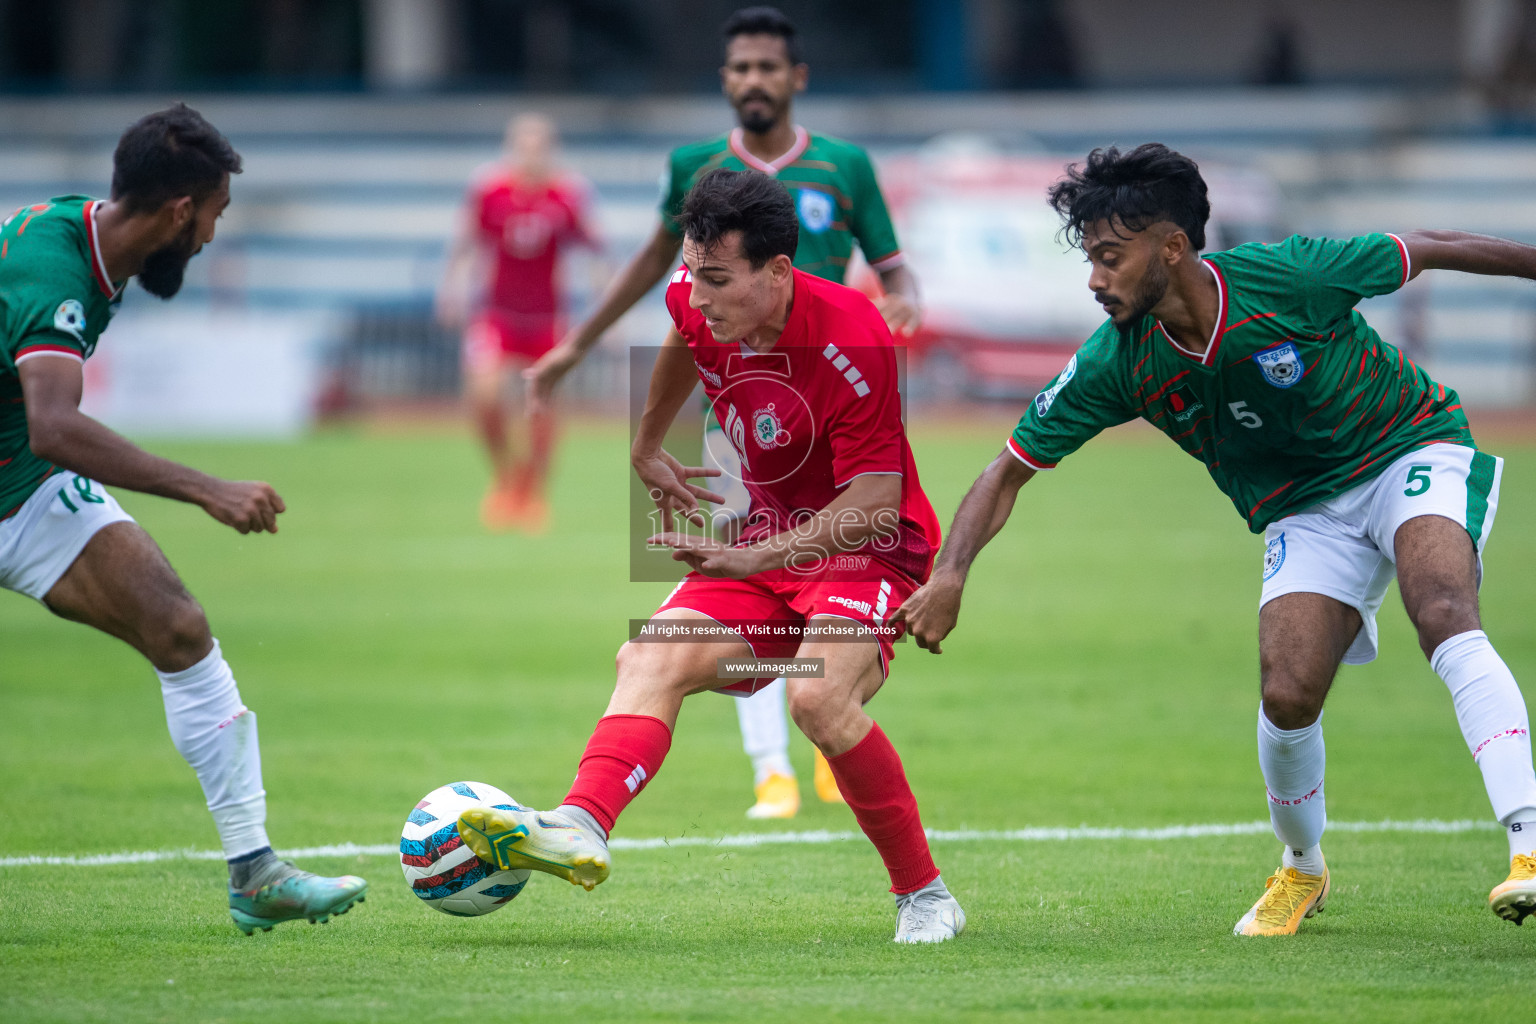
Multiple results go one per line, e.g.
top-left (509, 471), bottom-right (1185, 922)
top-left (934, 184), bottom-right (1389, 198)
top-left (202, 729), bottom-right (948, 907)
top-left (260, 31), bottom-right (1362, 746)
top-left (0, 196), bottom-right (123, 519)
top-left (659, 127), bottom-right (903, 283)
top-left (1007, 233), bottom-right (1473, 533)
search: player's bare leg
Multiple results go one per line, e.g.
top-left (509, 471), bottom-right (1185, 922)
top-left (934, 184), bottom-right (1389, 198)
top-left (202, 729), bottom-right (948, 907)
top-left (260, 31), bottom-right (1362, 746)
top-left (503, 353), bottom-right (554, 532)
top-left (1234, 593), bottom-right (1359, 935)
top-left (458, 609), bottom-right (749, 889)
top-left (467, 361), bottom-right (523, 529)
top-left (1394, 514), bottom-right (1536, 923)
top-left (787, 618), bottom-right (963, 943)
top-left (43, 522), bottom-right (366, 933)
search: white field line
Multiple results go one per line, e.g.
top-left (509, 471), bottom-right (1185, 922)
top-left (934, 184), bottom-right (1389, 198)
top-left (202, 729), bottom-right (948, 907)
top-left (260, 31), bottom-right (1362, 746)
top-left (0, 818), bottom-right (1499, 869)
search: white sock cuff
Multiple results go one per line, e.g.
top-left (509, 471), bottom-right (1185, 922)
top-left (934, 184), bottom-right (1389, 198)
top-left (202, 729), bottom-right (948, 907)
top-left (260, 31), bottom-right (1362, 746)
top-left (1258, 702), bottom-right (1323, 743)
top-left (1431, 629), bottom-right (1490, 675)
top-left (156, 639), bottom-right (225, 687)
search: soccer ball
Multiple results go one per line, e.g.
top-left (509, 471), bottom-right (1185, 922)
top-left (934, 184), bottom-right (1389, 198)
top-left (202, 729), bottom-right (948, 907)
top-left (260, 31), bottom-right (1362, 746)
top-left (399, 781), bottom-right (531, 916)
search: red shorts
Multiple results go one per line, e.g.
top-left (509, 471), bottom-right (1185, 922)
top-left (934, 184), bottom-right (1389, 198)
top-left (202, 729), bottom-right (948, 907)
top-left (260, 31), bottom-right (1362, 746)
top-left (653, 562), bottom-right (920, 696)
top-left (465, 311), bottom-right (558, 368)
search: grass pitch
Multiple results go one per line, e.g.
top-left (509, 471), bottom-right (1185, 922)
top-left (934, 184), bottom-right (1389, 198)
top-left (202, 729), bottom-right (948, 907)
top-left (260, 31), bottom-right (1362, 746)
top-left (3, 414), bottom-right (1535, 1021)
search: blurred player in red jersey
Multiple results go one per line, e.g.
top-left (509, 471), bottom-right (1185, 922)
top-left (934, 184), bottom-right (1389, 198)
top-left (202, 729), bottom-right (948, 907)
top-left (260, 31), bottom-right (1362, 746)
top-left (454, 171), bottom-right (965, 944)
top-left (437, 114), bottom-right (602, 531)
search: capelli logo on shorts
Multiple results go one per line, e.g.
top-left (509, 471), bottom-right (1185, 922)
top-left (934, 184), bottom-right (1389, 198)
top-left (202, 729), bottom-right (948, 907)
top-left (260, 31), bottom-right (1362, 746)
top-left (827, 595), bottom-right (873, 616)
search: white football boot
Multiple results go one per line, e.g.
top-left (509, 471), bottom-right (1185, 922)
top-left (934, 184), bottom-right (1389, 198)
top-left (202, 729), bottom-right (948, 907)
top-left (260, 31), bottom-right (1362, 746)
top-left (894, 877), bottom-right (966, 943)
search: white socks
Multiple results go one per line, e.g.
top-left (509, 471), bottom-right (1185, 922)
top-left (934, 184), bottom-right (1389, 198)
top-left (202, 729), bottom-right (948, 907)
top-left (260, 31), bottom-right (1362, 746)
top-left (737, 677), bottom-right (794, 784)
top-left (1257, 704), bottom-right (1328, 873)
top-left (1432, 629), bottom-right (1536, 858)
top-left (157, 640), bottom-right (270, 861)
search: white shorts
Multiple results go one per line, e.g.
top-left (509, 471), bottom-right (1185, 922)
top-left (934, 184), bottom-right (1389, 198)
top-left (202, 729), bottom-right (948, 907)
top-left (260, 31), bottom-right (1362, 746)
top-left (703, 426), bottom-right (752, 523)
top-left (0, 472), bottom-right (134, 601)
top-left (1259, 443), bottom-right (1502, 665)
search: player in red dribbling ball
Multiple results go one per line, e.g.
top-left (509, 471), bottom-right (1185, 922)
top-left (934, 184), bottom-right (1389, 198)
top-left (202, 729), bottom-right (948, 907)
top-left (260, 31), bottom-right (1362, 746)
top-left (437, 114), bottom-right (602, 532)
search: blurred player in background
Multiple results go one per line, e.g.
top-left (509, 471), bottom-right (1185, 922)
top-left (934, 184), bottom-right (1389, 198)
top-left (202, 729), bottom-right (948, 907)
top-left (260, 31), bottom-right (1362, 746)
top-left (0, 104), bottom-right (367, 934)
top-left (525, 5), bottom-right (920, 818)
top-left (437, 113), bottom-right (602, 532)
top-left (896, 143), bottom-right (1536, 935)
top-left (457, 170), bottom-right (964, 943)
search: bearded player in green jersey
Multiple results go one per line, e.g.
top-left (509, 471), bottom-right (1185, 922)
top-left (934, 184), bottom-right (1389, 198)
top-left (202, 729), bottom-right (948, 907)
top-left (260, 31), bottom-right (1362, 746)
top-left (0, 105), bottom-right (366, 933)
top-left (526, 6), bottom-right (921, 821)
top-left (894, 143), bottom-right (1536, 936)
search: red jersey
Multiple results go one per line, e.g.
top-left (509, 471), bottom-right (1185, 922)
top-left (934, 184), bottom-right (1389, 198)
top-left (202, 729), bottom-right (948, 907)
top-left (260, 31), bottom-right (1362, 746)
top-left (665, 267), bottom-right (941, 583)
top-left (468, 170), bottom-right (597, 316)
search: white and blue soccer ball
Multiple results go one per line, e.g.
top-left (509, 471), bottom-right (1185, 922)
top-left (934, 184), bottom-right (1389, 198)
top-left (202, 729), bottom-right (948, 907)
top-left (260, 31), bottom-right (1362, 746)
top-left (400, 781), bottom-right (531, 917)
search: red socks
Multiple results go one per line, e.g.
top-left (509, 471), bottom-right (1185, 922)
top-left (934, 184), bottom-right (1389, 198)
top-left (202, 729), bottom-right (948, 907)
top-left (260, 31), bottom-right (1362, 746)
top-left (563, 714), bottom-right (673, 833)
top-left (826, 723), bottom-right (940, 894)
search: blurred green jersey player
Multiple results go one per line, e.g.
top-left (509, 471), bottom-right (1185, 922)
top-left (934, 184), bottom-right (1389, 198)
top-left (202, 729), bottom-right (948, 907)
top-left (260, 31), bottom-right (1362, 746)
top-left (894, 142), bottom-right (1536, 935)
top-left (0, 105), bottom-right (364, 934)
top-left (524, 6), bottom-right (920, 821)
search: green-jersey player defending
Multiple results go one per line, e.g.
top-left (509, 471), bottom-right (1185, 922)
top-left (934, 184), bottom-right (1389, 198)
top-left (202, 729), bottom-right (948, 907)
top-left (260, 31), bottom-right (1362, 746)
top-left (893, 143), bottom-right (1536, 935)
top-left (0, 105), bottom-right (366, 933)
top-left (526, 6), bottom-right (920, 820)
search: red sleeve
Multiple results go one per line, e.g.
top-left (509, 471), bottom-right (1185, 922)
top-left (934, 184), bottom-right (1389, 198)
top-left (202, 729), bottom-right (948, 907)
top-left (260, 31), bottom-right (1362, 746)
top-left (826, 323), bottom-right (906, 487)
top-left (563, 178), bottom-right (601, 249)
top-left (663, 270), bottom-right (693, 332)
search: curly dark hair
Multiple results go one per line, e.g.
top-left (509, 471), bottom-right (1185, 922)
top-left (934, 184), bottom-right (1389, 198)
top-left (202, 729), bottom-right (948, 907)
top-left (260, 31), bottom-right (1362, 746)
top-left (111, 103), bottom-right (242, 214)
top-left (723, 6), bottom-right (801, 64)
top-left (1047, 143), bottom-right (1209, 251)
top-left (679, 168), bottom-right (798, 268)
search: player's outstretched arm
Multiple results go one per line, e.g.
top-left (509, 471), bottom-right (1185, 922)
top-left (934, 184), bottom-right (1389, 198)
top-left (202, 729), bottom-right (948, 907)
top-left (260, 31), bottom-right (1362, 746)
top-left (875, 264), bottom-right (922, 338)
top-left (891, 450), bottom-right (1035, 654)
top-left (526, 221), bottom-right (683, 408)
top-left (19, 356), bottom-right (284, 534)
top-left (1399, 230), bottom-right (1536, 282)
top-left (434, 210), bottom-right (483, 329)
top-left (631, 327), bottom-right (723, 528)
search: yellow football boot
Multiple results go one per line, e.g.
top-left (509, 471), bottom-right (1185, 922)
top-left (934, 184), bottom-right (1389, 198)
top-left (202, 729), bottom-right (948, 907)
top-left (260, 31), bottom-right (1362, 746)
top-left (746, 772), bottom-right (800, 819)
top-left (1233, 864), bottom-right (1330, 936)
top-left (457, 805), bottom-right (609, 891)
top-left (813, 749), bottom-right (845, 804)
top-left (1489, 853), bottom-right (1536, 925)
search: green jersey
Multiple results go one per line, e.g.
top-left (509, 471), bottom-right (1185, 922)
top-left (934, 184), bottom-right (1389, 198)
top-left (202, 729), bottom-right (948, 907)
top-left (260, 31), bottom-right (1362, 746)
top-left (1008, 232), bottom-right (1474, 533)
top-left (659, 127), bottom-right (904, 283)
top-left (0, 196), bottom-right (123, 519)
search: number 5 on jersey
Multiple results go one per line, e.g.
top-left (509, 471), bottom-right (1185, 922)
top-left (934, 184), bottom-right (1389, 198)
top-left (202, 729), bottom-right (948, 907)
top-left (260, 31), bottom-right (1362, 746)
top-left (1229, 401), bottom-right (1263, 429)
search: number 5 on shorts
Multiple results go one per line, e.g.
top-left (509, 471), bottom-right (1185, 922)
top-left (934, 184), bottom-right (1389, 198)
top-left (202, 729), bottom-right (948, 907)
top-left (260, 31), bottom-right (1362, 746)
top-left (1404, 465), bottom-right (1432, 496)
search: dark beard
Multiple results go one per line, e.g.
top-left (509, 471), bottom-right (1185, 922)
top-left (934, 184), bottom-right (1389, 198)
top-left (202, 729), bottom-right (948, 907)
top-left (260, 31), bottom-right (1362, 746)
top-left (734, 91), bottom-right (781, 134)
top-left (1124, 259), bottom-right (1169, 324)
top-left (137, 223), bottom-right (197, 299)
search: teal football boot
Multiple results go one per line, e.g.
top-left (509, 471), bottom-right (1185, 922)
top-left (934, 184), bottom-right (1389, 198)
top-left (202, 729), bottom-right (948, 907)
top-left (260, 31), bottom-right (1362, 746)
top-left (229, 861), bottom-right (368, 935)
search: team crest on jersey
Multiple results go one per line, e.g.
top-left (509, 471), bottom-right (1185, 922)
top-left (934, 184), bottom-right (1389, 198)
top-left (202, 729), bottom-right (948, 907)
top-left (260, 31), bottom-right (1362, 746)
top-left (53, 299), bottom-right (86, 341)
top-left (796, 189), bottom-right (834, 234)
top-left (1033, 354), bottom-right (1078, 417)
top-left (752, 404), bottom-right (791, 450)
top-left (1163, 383), bottom-right (1205, 423)
top-left (1263, 532), bottom-right (1286, 581)
top-left (1254, 342), bottom-right (1304, 388)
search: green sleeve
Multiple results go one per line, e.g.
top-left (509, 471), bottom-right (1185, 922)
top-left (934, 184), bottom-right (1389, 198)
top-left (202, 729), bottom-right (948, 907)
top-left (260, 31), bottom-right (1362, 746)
top-left (1006, 324), bottom-right (1136, 470)
top-left (1279, 233), bottom-right (1410, 332)
top-left (845, 147), bottom-right (901, 267)
top-left (658, 150), bottom-right (691, 238)
top-left (1, 271), bottom-right (94, 372)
